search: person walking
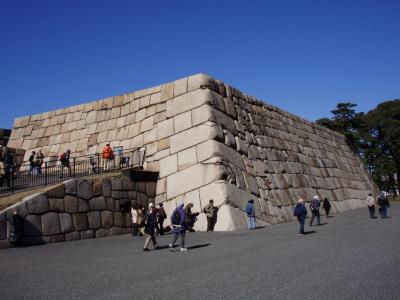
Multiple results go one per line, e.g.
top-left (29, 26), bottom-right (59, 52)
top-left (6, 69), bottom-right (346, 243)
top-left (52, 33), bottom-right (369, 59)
top-left (293, 198), bottom-right (307, 235)
top-left (156, 203), bottom-right (167, 235)
top-left (28, 151), bottom-right (36, 175)
top-left (131, 205), bottom-right (139, 236)
top-left (143, 203), bottom-right (159, 251)
top-left (169, 203), bottom-right (187, 251)
top-left (245, 199), bottom-right (256, 230)
top-left (378, 192), bottom-right (390, 218)
top-left (366, 193), bottom-right (376, 218)
top-left (322, 197), bottom-right (332, 218)
top-left (136, 207), bottom-right (145, 236)
top-left (184, 202), bottom-right (199, 232)
top-left (309, 195), bottom-right (321, 226)
top-left (102, 143), bottom-right (114, 171)
top-left (203, 199), bottom-right (216, 232)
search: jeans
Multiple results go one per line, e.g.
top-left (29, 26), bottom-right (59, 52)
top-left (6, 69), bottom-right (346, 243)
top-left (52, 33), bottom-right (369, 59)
top-left (310, 210), bottom-right (320, 225)
top-left (144, 234), bottom-right (157, 249)
top-left (381, 206), bottom-right (388, 218)
top-left (207, 217), bottom-right (215, 231)
top-left (368, 206), bottom-right (375, 218)
top-left (171, 229), bottom-right (186, 247)
top-left (297, 216), bottom-right (305, 234)
top-left (247, 216), bottom-right (256, 230)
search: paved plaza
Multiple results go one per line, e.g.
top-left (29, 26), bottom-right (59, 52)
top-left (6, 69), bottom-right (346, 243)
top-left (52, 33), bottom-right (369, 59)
top-left (1, 205), bottom-right (399, 300)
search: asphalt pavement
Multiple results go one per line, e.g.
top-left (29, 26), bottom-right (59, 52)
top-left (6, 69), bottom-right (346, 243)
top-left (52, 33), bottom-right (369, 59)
top-left (0, 204), bottom-right (399, 300)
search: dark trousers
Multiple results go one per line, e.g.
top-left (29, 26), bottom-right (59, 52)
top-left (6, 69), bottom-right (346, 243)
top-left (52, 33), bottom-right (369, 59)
top-left (207, 217), bottom-right (214, 232)
top-left (310, 210), bottom-right (320, 225)
top-left (132, 223), bottom-right (139, 236)
top-left (368, 206), bottom-right (375, 218)
top-left (324, 208), bottom-right (330, 217)
top-left (381, 206), bottom-right (388, 218)
top-left (172, 230), bottom-right (186, 247)
top-left (297, 216), bottom-right (305, 234)
top-left (158, 218), bottom-right (165, 235)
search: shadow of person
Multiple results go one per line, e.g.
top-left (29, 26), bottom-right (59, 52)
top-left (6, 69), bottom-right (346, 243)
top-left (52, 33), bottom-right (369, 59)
top-left (254, 226), bottom-right (266, 230)
top-left (316, 223), bottom-right (328, 226)
top-left (187, 243), bottom-right (211, 250)
top-left (304, 231), bottom-right (316, 235)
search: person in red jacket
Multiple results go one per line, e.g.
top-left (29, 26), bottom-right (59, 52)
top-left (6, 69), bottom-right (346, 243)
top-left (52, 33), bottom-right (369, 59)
top-left (102, 144), bottom-right (114, 171)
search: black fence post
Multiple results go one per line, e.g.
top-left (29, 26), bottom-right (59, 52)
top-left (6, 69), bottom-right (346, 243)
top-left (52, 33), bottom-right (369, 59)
top-left (73, 157), bottom-right (76, 178)
top-left (44, 162), bottom-right (48, 185)
top-left (11, 169), bottom-right (15, 194)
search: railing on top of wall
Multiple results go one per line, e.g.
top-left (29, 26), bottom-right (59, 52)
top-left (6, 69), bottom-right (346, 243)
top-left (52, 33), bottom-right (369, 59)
top-left (0, 147), bottom-right (145, 195)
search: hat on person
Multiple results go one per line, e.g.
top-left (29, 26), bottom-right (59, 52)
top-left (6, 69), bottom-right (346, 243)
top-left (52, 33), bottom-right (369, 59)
top-left (313, 195), bottom-right (319, 200)
top-left (298, 198), bottom-right (305, 203)
top-left (149, 203), bottom-right (154, 208)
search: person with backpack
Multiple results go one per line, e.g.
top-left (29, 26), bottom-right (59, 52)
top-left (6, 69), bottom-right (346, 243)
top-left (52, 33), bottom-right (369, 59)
top-left (156, 203), bottom-right (167, 235)
top-left (293, 198), bottom-right (307, 235)
top-left (143, 203), bottom-right (160, 251)
top-left (59, 150), bottom-right (71, 178)
top-left (366, 193), bottom-right (376, 218)
top-left (203, 199), bottom-right (216, 232)
top-left (245, 199), bottom-right (256, 230)
top-left (28, 151), bottom-right (36, 176)
top-left (169, 203), bottom-right (187, 251)
top-left (184, 202), bottom-right (199, 232)
top-left (102, 143), bottom-right (114, 171)
top-left (378, 192), bottom-right (390, 218)
top-left (309, 195), bottom-right (321, 226)
top-left (322, 197), bottom-right (332, 218)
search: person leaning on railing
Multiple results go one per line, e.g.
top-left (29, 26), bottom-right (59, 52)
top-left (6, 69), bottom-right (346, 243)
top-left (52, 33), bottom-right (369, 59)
top-left (102, 144), bottom-right (114, 171)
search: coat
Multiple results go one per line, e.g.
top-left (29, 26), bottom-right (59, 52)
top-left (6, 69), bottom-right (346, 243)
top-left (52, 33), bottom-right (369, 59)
top-left (203, 203), bottom-right (215, 218)
top-left (144, 210), bottom-right (158, 235)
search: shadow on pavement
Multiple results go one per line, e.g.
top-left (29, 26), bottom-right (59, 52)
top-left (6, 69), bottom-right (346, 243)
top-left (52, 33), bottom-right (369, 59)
top-left (188, 243), bottom-right (211, 250)
top-left (304, 231), bottom-right (316, 235)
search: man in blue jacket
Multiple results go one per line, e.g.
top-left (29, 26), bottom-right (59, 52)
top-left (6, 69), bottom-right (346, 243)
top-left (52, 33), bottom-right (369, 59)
top-left (245, 199), bottom-right (256, 230)
top-left (169, 204), bottom-right (187, 251)
top-left (293, 198), bottom-right (307, 235)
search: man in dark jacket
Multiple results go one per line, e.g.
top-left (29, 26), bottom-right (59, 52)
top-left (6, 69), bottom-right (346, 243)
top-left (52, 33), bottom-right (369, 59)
top-left (309, 195), bottom-right (321, 226)
top-left (378, 192), bottom-right (390, 218)
top-left (322, 197), bottom-right (332, 218)
top-left (143, 203), bottom-right (159, 251)
top-left (169, 203), bottom-right (187, 251)
top-left (9, 209), bottom-right (24, 247)
top-left (246, 199), bottom-right (256, 230)
top-left (156, 203), bottom-right (167, 235)
top-left (293, 199), bottom-right (307, 235)
top-left (28, 151), bottom-right (36, 175)
top-left (184, 202), bottom-right (199, 232)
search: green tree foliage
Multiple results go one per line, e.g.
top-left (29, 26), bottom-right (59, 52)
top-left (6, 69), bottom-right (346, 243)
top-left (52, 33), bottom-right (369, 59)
top-left (316, 100), bottom-right (400, 194)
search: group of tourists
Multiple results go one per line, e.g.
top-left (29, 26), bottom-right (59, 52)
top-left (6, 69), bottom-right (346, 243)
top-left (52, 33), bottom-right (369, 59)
top-left (366, 192), bottom-right (390, 219)
top-left (133, 199), bottom-right (216, 252)
top-left (27, 150), bottom-right (44, 176)
top-left (0, 148), bottom-right (16, 188)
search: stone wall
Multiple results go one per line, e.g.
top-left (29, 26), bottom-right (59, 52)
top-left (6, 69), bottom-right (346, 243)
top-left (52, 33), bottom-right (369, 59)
top-left (6, 74), bottom-right (378, 231)
top-left (0, 174), bottom-right (155, 248)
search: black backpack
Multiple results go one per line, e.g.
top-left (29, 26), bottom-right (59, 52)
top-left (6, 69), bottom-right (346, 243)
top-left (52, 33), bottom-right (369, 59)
top-left (171, 209), bottom-right (181, 225)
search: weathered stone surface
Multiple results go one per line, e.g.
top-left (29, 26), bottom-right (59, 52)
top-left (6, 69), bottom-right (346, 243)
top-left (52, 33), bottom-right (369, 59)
top-left (112, 177), bottom-right (122, 191)
top-left (92, 179), bottom-right (102, 196)
top-left (96, 228), bottom-right (110, 238)
top-left (178, 147), bottom-right (197, 171)
top-left (49, 198), bottom-right (65, 212)
top-left (24, 215), bottom-right (42, 236)
top-left (167, 163), bottom-right (225, 199)
top-left (41, 212), bottom-right (61, 235)
top-left (87, 211), bottom-right (101, 229)
top-left (101, 211), bottom-right (114, 228)
top-left (113, 212), bottom-right (125, 227)
top-left (110, 227), bottom-right (123, 236)
top-left (59, 213), bottom-right (74, 233)
top-left (89, 196), bottom-right (107, 211)
top-left (77, 180), bottom-right (93, 200)
top-left (26, 193), bottom-right (50, 214)
top-left (78, 198), bottom-right (90, 212)
top-left (166, 89), bottom-right (212, 118)
top-left (65, 231), bottom-right (80, 241)
top-left (102, 178), bottom-right (112, 197)
top-left (72, 214), bottom-right (88, 231)
top-left (157, 119), bottom-right (174, 140)
top-left (80, 230), bottom-right (94, 239)
top-left (46, 184), bottom-right (65, 198)
top-left (174, 111), bottom-right (192, 133)
top-left (64, 195), bottom-right (79, 213)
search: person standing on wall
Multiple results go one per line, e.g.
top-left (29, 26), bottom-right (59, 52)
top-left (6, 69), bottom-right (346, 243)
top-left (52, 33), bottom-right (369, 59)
top-left (102, 143), bottom-right (114, 171)
top-left (309, 195), bottom-right (321, 226)
top-left (203, 199), bottom-right (216, 232)
top-left (293, 198), bottom-right (307, 235)
top-left (28, 151), bottom-right (36, 176)
top-left (59, 150), bottom-right (71, 178)
top-left (366, 193), bottom-right (376, 218)
top-left (245, 199), bottom-right (256, 230)
top-left (35, 150), bottom-right (44, 176)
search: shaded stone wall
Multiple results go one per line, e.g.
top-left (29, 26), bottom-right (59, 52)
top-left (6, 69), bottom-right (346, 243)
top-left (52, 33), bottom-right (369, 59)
top-left (6, 74), bottom-right (378, 231)
top-left (0, 175), bottom-right (156, 248)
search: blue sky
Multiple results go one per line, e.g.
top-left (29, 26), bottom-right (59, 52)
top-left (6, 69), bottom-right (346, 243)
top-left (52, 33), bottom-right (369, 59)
top-left (0, 0), bottom-right (399, 128)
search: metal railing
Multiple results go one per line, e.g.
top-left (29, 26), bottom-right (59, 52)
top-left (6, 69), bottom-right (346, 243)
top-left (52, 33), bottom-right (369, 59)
top-left (0, 147), bottom-right (145, 195)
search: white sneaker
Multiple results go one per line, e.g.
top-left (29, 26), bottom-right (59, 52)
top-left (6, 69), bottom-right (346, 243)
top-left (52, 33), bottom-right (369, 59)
top-left (180, 247), bottom-right (187, 252)
top-left (169, 244), bottom-right (173, 248)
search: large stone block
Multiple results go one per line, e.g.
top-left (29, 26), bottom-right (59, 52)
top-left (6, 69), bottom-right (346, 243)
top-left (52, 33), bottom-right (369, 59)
top-left (65, 231), bottom-right (80, 241)
top-left (72, 214), bottom-right (88, 231)
top-left (89, 196), bottom-right (107, 211)
top-left (177, 147), bottom-right (197, 171)
top-left (187, 73), bottom-right (216, 92)
top-left (81, 230), bottom-right (94, 239)
top-left (166, 89), bottom-right (213, 118)
top-left (196, 140), bottom-right (245, 170)
top-left (169, 123), bottom-right (223, 154)
top-left (173, 111), bottom-right (192, 134)
top-left (87, 211), bottom-right (101, 229)
top-left (24, 215), bottom-right (42, 237)
top-left (173, 77), bottom-right (188, 97)
top-left (41, 212), bottom-right (61, 235)
top-left (159, 154), bottom-right (177, 178)
top-left (48, 198), bottom-right (65, 212)
top-left (96, 228), bottom-right (110, 238)
top-left (113, 212), bottom-right (125, 227)
top-left (46, 184), bottom-right (65, 198)
top-left (77, 179), bottom-right (93, 200)
top-left (26, 193), bottom-right (50, 214)
top-left (59, 213), bottom-right (74, 233)
top-left (167, 163), bottom-right (225, 199)
top-left (212, 205), bottom-right (248, 231)
top-left (101, 211), bottom-right (114, 228)
top-left (64, 195), bottom-right (79, 213)
top-left (78, 198), bottom-right (90, 212)
top-left (156, 119), bottom-right (174, 140)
